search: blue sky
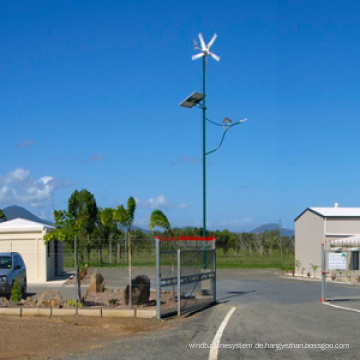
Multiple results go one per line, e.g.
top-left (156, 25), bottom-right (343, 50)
top-left (1, 0), bottom-right (360, 231)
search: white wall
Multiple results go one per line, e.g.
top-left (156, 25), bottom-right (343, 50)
top-left (0, 231), bottom-right (51, 283)
top-left (326, 218), bottom-right (360, 235)
top-left (295, 210), bottom-right (324, 277)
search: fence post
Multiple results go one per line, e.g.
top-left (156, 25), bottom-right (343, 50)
top-left (109, 242), bottom-right (113, 264)
top-left (156, 237), bottom-right (161, 319)
top-left (177, 249), bottom-right (181, 316)
top-left (124, 229), bottom-right (127, 265)
top-left (74, 235), bottom-right (81, 309)
top-left (321, 242), bottom-right (325, 302)
top-left (213, 238), bottom-right (217, 304)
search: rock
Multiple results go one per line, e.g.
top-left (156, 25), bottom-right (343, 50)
top-left (125, 275), bottom-right (150, 305)
top-left (36, 289), bottom-right (63, 308)
top-left (88, 272), bottom-right (105, 293)
top-left (0, 297), bottom-right (10, 307)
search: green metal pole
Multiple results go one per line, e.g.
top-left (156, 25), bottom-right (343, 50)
top-left (202, 56), bottom-right (208, 269)
top-left (202, 55), bottom-right (206, 238)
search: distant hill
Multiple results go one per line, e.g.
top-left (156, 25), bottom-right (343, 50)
top-left (251, 223), bottom-right (294, 237)
top-left (2, 205), bottom-right (54, 225)
top-left (1, 205), bottom-right (152, 232)
top-left (117, 223), bottom-right (150, 234)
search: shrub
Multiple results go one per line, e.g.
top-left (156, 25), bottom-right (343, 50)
top-left (10, 279), bottom-right (23, 304)
top-left (109, 298), bottom-right (119, 306)
top-left (66, 298), bottom-right (83, 307)
top-left (310, 263), bottom-right (319, 277)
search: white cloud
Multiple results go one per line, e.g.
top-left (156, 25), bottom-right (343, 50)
top-left (0, 167), bottom-right (71, 208)
top-left (0, 168), bottom-right (30, 184)
top-left (140, 195), bottom-right (168, 209)
top-left (176, 202), bottom-right (189, 210)
top-left (137, 195), bottom-right (189, 210)
top-left (171, 155), bottom-right (202, 167)
top-left (90, 154), bottom-right (104, 162)
top-left (207, 217), bottom-right (254, 230)
top-left (17, 139), bottom-right (36, 149)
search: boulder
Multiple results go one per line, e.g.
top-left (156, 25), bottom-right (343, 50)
top-left (125, 275), bottom-right (150, 305)
top-left (36, 289), bottom-right (63, 308)
top-left (88, 271), bottom-right (105, 293)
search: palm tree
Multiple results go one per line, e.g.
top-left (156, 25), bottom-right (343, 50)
top-left (149, 209), bottom-right (171, 234)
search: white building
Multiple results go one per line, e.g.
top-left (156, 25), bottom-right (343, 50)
top-left (0, 218), bottom-right (64, 283)
top-left (295, 205), bottom-right (360, 277)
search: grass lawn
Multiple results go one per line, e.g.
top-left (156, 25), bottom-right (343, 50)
top-left (64, 247), bottom-right (294, 270)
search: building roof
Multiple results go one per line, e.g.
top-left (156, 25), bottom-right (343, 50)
top-left (0, 218), bottom-right (55, 232)
top-left (295, 207), bottom-right (360, 222)
top-left (310, 207), bottom-right (360, 217)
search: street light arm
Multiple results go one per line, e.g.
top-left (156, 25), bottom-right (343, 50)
top-left (205, 119), bottom-right (247, 156)
top-left (205, 117), bottom-right (223, 127)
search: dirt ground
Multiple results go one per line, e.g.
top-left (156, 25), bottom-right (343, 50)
top-left (0, 315), bottom-right (176, 360)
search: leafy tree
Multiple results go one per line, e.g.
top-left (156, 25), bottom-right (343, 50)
top-left (44, 189), bottom-right (97, 304)
top-left (94, 208), bottom-right (121, 263)
top-left (113, 197), bottom-right (136, 231)
top-left (216, 229), bottom-right (232, 255)
top-left (68, 189), bottom-right (98, 263)
top-left (0, 210), bottom-right (6, 222)
top-left (113, 196), bottom-right (136, 307)
top-left (44, 210), bottom-right (76, 243)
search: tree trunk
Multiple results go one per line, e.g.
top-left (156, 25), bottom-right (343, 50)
top-left (109, 242), bottom-right (113, 264)
top-left (87, 234), bottom-right (91, 264)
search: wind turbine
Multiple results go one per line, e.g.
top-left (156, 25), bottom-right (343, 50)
top-left (191, 33), bottom-right (220, 237)
top-left (181, 33), bottom-right (248, 241)
top-left (192, 33), bottom-right (220, 62)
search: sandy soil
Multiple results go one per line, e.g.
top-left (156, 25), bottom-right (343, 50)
top-left (0, 315), bottom-right (175, 360)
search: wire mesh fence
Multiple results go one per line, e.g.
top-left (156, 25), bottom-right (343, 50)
top-left (63, 238), bottom-right (156, 267)
top-left (321, 245), bottom-right (360, 304)
top-left (0, 237), bottom-right (158, 310)
top-left (62, 238), bottom-right (158, 309)
top-left (1, 236), bottom-right (217, 316)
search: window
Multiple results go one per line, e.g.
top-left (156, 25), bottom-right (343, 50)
top-left (15, 254), bottom-right (24, 268)
top-left (0, 256), bottom-right (12, 269)
top-left (12, 255), bottom-right (19, 269)
top-left (351, 251), bottom-right (359, 270)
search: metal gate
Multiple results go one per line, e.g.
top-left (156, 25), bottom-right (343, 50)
top-left (321, 242), bottom-right (360, 303)
top-left (155, 236), bottom-right (216, 318)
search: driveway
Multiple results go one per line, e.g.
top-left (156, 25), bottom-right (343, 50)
top-left (56, 269), bottom-right (360, 360)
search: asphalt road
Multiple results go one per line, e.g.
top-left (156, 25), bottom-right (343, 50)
top-left (56, 269), bottom-right (360, 360)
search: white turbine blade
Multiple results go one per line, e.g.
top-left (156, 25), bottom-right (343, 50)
top-left (210, 52), bottom-right (220, 61)
top-left (192, 52), bottom-right (204, 60)
top-left (198, 33), bottom-right (206, 50)
top-left (207, 33), bottom-right (217, 49)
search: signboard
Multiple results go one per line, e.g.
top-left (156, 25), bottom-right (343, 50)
top-left (328, 253), bottom-right (347, 270)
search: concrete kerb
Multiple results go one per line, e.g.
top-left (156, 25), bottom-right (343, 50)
top-left (18, 269), bottom-right (158, 318)
top-left (0, 307), bottom-right (154, 318)
top-left (279, 272), bottom-right (360, 286)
